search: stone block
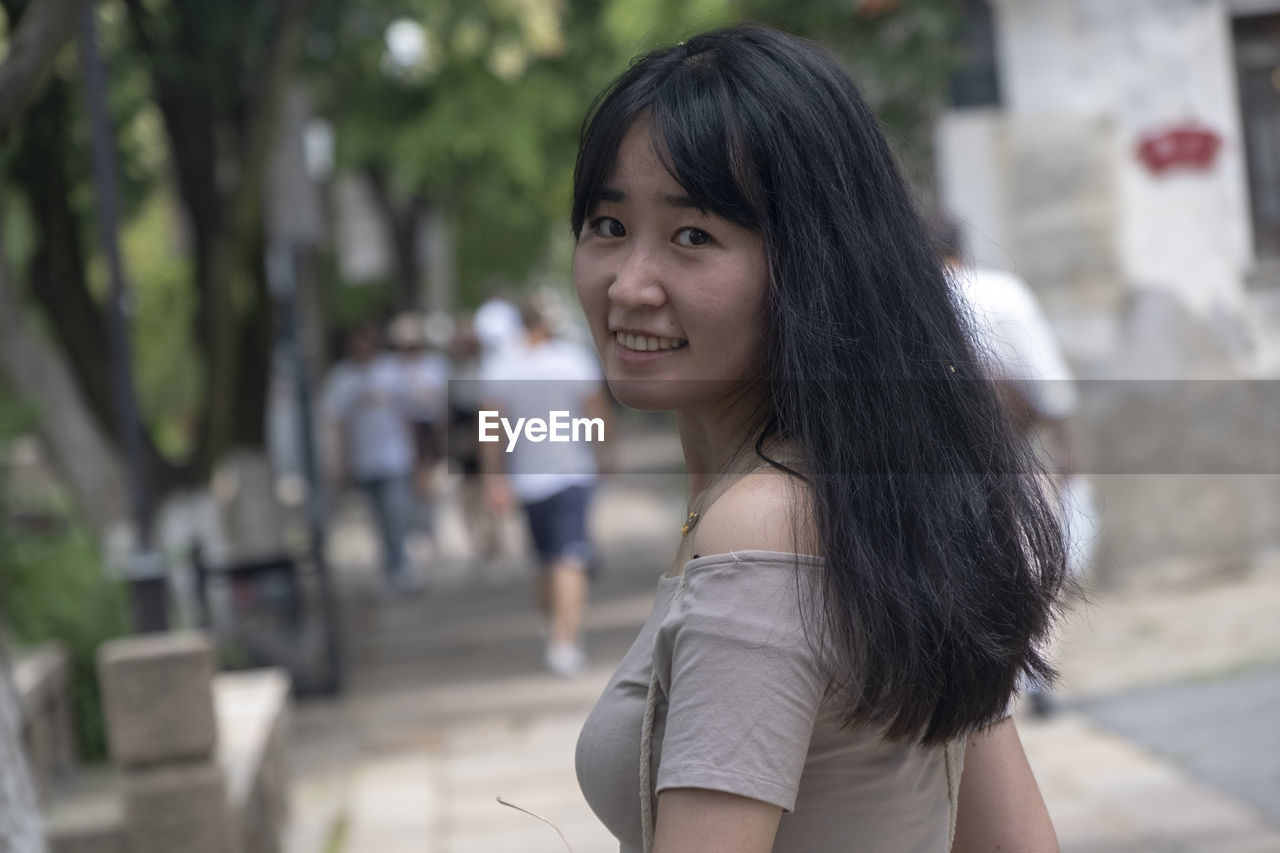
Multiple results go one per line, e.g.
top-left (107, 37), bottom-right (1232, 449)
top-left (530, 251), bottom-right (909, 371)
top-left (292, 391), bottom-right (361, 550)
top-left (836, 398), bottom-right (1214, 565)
top-left (98, 631), bottom-right (217, 767)
top-left (41, 763), bottom-right (123, 853)
top-left (25, 707), bottom-right (54, 802)
top-left (14, 643), bottom-right (75, 800)
top-left (122, 762), bottom-right (234, 853)
top-left (215, 669), bottom-right (292, 853)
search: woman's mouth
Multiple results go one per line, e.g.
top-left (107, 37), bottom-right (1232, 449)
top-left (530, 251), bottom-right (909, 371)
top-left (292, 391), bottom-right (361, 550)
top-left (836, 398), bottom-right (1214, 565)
top-left (614, 331), bottom-right (688, 352)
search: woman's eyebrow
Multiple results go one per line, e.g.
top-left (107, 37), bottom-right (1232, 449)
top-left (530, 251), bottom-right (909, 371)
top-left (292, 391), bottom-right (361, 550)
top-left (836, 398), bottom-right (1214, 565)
top-left (659, 192), bottom-right (699, 209)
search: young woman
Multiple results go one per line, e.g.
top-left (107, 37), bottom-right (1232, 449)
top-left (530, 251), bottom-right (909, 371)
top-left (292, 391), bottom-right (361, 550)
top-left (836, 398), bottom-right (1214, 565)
top-left (572, 24), bottom-right (1066, 853)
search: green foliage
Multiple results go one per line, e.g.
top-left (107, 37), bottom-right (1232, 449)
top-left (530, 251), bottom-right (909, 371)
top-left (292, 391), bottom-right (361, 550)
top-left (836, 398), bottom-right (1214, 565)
top-left (124, 190), bottom-right (203, 459)
top-left (307, 0), bottom-right (961, 306)
top-left (325, 277), bottom-right (397, 332)
top-left (3, 0), bottom-right (965, 508)
top-left (0, 521), bottom-right (129, 762)
top-left (0, 382), bottom-right (129, 763)
top-left (739, 0), bottom-right (963, 189)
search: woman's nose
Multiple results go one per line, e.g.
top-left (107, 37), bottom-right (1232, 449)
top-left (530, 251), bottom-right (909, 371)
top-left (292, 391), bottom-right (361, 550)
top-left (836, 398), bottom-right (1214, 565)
top-left (607, 245), bottom-right (667, 309)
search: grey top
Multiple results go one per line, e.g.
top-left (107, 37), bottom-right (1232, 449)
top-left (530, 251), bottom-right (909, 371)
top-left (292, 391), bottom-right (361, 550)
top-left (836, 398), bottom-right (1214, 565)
top-left (576, 550), bottom-right (962, 852)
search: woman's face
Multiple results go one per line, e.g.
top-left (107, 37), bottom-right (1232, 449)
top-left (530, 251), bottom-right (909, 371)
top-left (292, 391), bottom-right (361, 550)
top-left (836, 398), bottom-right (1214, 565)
top-left (573, 120), bottom-right (770, 411)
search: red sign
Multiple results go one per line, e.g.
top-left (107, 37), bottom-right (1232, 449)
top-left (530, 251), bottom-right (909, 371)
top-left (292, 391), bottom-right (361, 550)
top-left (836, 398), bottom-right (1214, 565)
top-left (1136, 125), bottom-right (1222, 175)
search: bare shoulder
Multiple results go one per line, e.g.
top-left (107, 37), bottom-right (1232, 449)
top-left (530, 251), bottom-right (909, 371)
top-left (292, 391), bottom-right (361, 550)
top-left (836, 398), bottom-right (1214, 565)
top-left (691, 468), bottom-right (820, 557)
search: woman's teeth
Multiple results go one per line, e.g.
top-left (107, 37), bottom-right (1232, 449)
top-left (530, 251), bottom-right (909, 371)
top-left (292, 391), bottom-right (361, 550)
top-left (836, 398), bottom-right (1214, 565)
top-left (616, 332), bottom-right (687, 352)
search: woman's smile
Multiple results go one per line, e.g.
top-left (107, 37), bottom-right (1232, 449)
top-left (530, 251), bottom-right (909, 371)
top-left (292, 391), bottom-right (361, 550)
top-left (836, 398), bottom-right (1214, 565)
top-left (613, 331), bottom-right (688, 352)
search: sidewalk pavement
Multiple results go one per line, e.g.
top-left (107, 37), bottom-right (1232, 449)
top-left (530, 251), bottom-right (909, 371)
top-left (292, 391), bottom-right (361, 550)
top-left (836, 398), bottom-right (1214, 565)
top-left (285, 474), bottom-right (1280, 853)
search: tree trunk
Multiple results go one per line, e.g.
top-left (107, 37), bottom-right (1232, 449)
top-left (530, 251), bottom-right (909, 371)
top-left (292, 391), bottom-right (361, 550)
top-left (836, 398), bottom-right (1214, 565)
top-left (0, 2), bottom-right (86, 847)
top-left (125, 0), bottom-right (309, 472)
top-left (8, 72), bottom-right (116, 442)
top-left (0, 0), bottom-right (130, 538)
top-left (1, 0), bottom-right (188, 508)
top-left (0, 0), bottom-right (85, 141)
top-left (363, 164), bottom-right (426, 311)
top-left (0, 181), bottom-right (130, 538)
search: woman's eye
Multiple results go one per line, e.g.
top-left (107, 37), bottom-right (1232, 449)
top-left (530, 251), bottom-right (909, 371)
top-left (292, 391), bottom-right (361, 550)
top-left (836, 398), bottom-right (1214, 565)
top-left (675, 228), bottom-right (711, 247)
top-left (590, 217), bottom-right (625, 238)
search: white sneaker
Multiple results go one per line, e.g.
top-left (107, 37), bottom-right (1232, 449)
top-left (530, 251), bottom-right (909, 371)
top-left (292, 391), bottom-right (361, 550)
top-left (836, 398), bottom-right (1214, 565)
top-left (544, 642), bottom-right (586, 678)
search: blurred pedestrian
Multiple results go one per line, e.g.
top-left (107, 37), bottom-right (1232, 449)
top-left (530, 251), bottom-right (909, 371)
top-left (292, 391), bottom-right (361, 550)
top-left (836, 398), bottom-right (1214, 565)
top-left (388, 311), bottom-right (449, 545)
top-left (473, 288), bottom-right (524, 359)
top-left (569, 25), bottom-right (1065, 851)
top-left (936, 213), bottom-right (1078, 477)
top-left (446, 314), bottom-right (505, 560)
top-left (479, 298), bottom-right (610, 677)
top-left (322, 321), bottom-right (423, 597)
top-left (936, 211), bottom-right (1101, 715)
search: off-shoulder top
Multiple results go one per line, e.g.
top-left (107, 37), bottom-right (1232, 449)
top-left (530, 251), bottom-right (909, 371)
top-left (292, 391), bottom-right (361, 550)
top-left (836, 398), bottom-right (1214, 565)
top-left (575, 550), bottom-right (962, 852)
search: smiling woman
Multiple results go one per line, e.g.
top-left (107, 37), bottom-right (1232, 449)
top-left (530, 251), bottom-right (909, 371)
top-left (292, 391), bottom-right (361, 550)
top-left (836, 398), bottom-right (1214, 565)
top-left (573, 117), bottom-right (769, 414)
top-left (569, 23), bottom-right (1066, 853)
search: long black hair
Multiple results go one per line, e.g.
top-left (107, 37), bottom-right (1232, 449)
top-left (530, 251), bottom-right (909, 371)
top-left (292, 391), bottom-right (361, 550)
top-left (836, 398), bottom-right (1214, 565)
top-left (572, 24), bottom-right (1067, 745)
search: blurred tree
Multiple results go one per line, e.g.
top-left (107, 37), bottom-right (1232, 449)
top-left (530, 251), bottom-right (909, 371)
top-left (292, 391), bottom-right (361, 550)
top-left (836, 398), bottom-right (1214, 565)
top-left (307, 0), bottom-right (958, 310)
top-left (0, 0), bottom-right (961, 537)
top-left (0, 1), bottom-right (85, 847)
top-left (741, 0), bottom-right (962, 189)
top-left (116, 0), bottom-right (312, 485)
top-left (305, 0), bottom-right (735, 309)
top-left (0, 0), bottom-right (129, 540)
top-left (0, 0), bottom-right (313, 533)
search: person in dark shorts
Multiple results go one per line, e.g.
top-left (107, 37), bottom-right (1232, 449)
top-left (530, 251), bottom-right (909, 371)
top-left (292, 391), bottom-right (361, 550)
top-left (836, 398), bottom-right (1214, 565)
top-left (480, 300), bottom-right (609, 677)
top-left (523, 483), bottom-right (596, 577)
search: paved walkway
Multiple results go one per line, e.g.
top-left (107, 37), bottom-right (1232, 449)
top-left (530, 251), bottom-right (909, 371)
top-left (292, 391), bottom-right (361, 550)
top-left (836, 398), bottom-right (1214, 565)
top-left (285, 473), bottom-right (1280, 853)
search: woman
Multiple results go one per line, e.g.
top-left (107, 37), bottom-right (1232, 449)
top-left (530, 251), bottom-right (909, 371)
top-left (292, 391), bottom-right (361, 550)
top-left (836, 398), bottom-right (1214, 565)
top-left (572, 24), bottom-right (1065, 853)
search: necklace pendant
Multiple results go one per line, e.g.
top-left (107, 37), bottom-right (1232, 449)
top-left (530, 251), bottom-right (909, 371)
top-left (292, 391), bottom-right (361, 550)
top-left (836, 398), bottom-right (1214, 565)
top-left (681, 511), bottom-right (699, 537)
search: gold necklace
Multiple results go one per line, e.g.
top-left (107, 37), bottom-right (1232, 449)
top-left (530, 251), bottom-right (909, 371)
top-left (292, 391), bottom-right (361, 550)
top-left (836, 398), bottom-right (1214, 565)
top-left (682, 484), bottom-right (712, 538)
top-left (681, 509), bottom-right (700, 537)
top-left (680, 452), bottom-right (800, 537)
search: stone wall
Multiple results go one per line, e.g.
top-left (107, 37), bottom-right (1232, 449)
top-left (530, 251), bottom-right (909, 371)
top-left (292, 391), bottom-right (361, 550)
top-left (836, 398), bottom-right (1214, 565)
top-left (937, 1), bottom-right (1280, 586)
top-left (1072, 370), bottom-right (1280, 587)
top-left (991, 0), bottom-right (1253, 315)
top-left (39, 632), bottom-right (291, 853)
top-left (11, 643), bottom-right (76, 803)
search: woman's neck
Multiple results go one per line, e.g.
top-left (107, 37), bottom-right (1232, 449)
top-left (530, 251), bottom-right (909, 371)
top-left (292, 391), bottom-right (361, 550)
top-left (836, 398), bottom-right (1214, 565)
top-left (677, 386), bottom-right (769, 501)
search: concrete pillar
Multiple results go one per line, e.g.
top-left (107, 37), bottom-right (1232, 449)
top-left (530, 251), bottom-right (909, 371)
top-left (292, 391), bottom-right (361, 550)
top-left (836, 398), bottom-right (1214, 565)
top-left (97, 632), bottom-right (234, 853)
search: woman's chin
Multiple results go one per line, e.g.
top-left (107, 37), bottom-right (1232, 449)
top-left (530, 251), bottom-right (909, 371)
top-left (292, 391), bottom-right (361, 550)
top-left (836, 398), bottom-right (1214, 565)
top-left (605, 376), bottom-right (761, 413)
top-left (605, 377), bottom-right (682, 411)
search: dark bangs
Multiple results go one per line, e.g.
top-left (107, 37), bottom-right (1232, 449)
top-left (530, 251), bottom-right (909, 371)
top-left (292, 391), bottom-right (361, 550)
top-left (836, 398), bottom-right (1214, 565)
top-left (571, 43), bottom-right (765, 237)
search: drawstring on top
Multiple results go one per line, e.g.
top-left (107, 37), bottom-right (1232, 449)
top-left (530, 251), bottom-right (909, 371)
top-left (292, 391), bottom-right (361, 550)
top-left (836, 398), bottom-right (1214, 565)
top-left (639, 666), bottom-right (660, 852)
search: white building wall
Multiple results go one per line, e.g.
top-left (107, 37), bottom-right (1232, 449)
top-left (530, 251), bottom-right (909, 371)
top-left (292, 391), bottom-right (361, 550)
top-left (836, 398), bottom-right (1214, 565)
top-left (991, 0), bottom-right (1254, 313)
top-left (935, 110), bottom-right (1016, 272)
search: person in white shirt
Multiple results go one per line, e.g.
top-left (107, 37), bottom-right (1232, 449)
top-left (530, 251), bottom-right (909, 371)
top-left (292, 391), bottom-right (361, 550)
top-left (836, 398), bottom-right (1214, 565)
top-left (948, 267), bottom-right (1077, 474)
top-left (322, 322), bottom-right (422, 595)
top-left (473, 292), bottom-right (524, 359)
top-left (479, 299), bottom-right (611, 676)
top-left (937, 213), bottom-right (1097, 715)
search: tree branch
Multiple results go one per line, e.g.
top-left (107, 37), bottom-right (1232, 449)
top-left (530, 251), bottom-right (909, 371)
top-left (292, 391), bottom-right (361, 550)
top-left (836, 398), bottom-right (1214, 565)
top-left (203, 0), bottom-right (310, 460)
top-left (0, 0), bottom-right (90, 138)
top-left (120, 0), bottom-right (156, 56)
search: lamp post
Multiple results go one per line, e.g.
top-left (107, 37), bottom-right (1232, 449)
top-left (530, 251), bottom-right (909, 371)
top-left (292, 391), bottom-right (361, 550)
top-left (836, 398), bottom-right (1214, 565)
top-left (80, 2), bottom-right (168, 632)
top-left (267, 85), bottom-right (343, 693)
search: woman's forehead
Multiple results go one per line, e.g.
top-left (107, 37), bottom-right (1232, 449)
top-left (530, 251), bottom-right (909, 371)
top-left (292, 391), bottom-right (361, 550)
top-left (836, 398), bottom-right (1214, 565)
top-left (582, 106), bottom-right (761, 231)
top-left (607, 122), bottom-right (666, 176)
top-left (599, 121), bottom-right (688, 198)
